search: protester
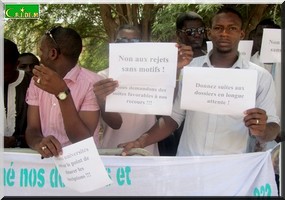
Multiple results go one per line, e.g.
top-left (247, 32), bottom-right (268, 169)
top-left (93, 24), bottom-right (193, 155)
top-left (94, 25), bottom-right (158, 155)
top-left (251, 18), bottom-right (281, 124)
top-left (18, 52), bottom-right (40, 78)
top-left (176, 11), bottom-right (207, 57)
top-left (249, 19), bottom-right (281, 195)
top-left (158, 11), bottom-right (208, 156)
top-left (4, 38), bottom-right (30, 148)
top-left (25, 26), bottom-right (101, 158)
top-left (249, 18), bottom-right (281, 152)
top-left (118, 7), bottom-right (280, 157)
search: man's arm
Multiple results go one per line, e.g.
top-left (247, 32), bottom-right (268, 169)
top-left (174, 44), bottom-right (193, 101)
top-left (244, 108), bottom-right (280, 143)
top-left (32, 65), bottom-right (100, 143)
top-left (118, 116), bottom-right (178, 155)
top-left (93, 78), bottom-right (122, 129)
top-left (58, 95), bottom-right (99, 142)
top-left (25, 105), bottom-right (62, 157)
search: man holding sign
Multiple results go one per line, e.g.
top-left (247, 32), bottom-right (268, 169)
top-left (93, 25), bottom-right (193, 156)
top-left (119, 7), bottom-right (280, 157)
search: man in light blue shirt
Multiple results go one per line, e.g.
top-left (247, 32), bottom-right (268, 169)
top-left (119, 7), bottom-right (280, 156)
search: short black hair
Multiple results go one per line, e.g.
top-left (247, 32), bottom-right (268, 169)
top-left (176, 11), bottom-right (204, 30)
top-left (19, 52), bottom-right (40, 65)
top-left (47, 26), bottom-right (82, 62)
top-left (256, 18), bottom-right (280, 29)
top-left (212, 6), bottom-right (243, 28)
top-left (115, 24), bottom-right (141, 39)
top-left (4, 38), bottom-right (19, 65)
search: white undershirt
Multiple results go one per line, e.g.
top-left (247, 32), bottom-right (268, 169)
top-left (4, 70), bottom-right (25, 136)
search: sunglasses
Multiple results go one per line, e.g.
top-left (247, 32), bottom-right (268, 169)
top-left (115, 38), bottom-right (141, 43)
top-left (45, 26), bottom-right (62, 53)
top-left (179, 27), bottom-right (205, 36)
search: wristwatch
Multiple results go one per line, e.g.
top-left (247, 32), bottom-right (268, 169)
top-left (56, 88), bottom-right (70, 100)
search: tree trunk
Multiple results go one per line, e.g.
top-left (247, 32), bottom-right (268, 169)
top-left (99, 4), bottom-right (118, 42)
top-left (99, 4), bottom-right (163, 42)
top-left (244, 4), bottom-right (269, 38)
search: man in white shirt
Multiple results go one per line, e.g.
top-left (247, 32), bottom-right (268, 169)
top-left (119, 7), bottom-right (280, 156)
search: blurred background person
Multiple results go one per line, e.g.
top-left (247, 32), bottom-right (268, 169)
top-left (249, 18), bottom-right (281, 152)
top-left (4, 38), bottom-right (30, 148)
top-left (94, 24), bottom-right (160, 156)
top-left (18, 52), bottom-right (40, 78)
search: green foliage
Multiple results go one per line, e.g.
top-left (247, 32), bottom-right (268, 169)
top-left (80, 37), bottom-right (108, 72)
top-left (151, 4), bottom-right (197, 42)
top-left (151, 4), bottom-right (236, 42)
top-left (4, 4), bottom-right (108, 72)
top-left (4, 3), bottom-right (281, 72)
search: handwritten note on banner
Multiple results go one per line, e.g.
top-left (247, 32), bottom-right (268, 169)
top-left (106, 42), bottom-right (178, 115)
top-left (207, 40), bottom-right (253, 61)
top-left (53, 137), bottom-right (112, 193)
top-left (181, 67), bottom-right (257, 115)
top-left (260, 28), bottom-right (281, 63)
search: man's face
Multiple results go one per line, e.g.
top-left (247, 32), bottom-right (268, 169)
top-left (18, 55), bottom-right (38, 76)
top-left (38, 37), bottom-right (47, 65)
top-left (177, 19), bottom-right (205, 49)
top-left (38, 36), bottom-right (54, 69)
top-left (115, 29), bottom-right (141, 43)
top-left (208, 12), bottom-right (244, 54)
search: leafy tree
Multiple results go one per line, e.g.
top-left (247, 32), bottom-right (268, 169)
top-left (151, 4), bottom-right (281, 42)
top-left (4, 4), bottom-right (281, 72)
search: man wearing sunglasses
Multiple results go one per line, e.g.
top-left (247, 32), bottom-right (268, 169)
top-left (176, 11), bottom-right (207, 58)
top-left (159, 11), bottom-right (208, 156)
top-left (25, 26), bottom-right (101, 158)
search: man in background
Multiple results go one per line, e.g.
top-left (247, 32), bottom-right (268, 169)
top-left (158, 11), bottom-right (207, 156)
top-left (18, 52), bottom-right (40, 78)
top-left (4, 38), bottom-right (30, 148)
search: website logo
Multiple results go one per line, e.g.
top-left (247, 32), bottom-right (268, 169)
top-left (5, 4), bottom-right (40, 19)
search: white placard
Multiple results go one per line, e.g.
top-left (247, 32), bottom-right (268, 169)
top-left (53, 137), bottom-right (112, 193)
top-left (106, 42), bottom-right (178, 115)
top-left (259, 28), bottom-right (281, 63)
top-left (207, 40), bottom-right (253, 61)
top-left (181, 67), bottom-right (257, 115)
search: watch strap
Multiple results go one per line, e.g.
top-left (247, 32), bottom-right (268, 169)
top-left (56, 88), bottom-right (70, 100)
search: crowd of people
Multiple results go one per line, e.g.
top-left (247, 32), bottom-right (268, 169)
top-left (4, 7), bottom-right (282, 190)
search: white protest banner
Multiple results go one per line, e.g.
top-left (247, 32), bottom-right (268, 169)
top-left (181, 67), bottom-right (257, 115)
top-left (207, 40), bottom-right (253, 61)
top-left (260, 28), bottom-right (281, 63)
top-left (53, 137), bottom-right (112, 193)
top-left (3, 150), bottom-right (277, 196)
top-left (106, 42), bottom-right (177, 115)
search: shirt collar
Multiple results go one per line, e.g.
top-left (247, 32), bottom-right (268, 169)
top-left (202, 50), bottom-right (243, 69)
top-left (63, 65), bottom-right (81, 83)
